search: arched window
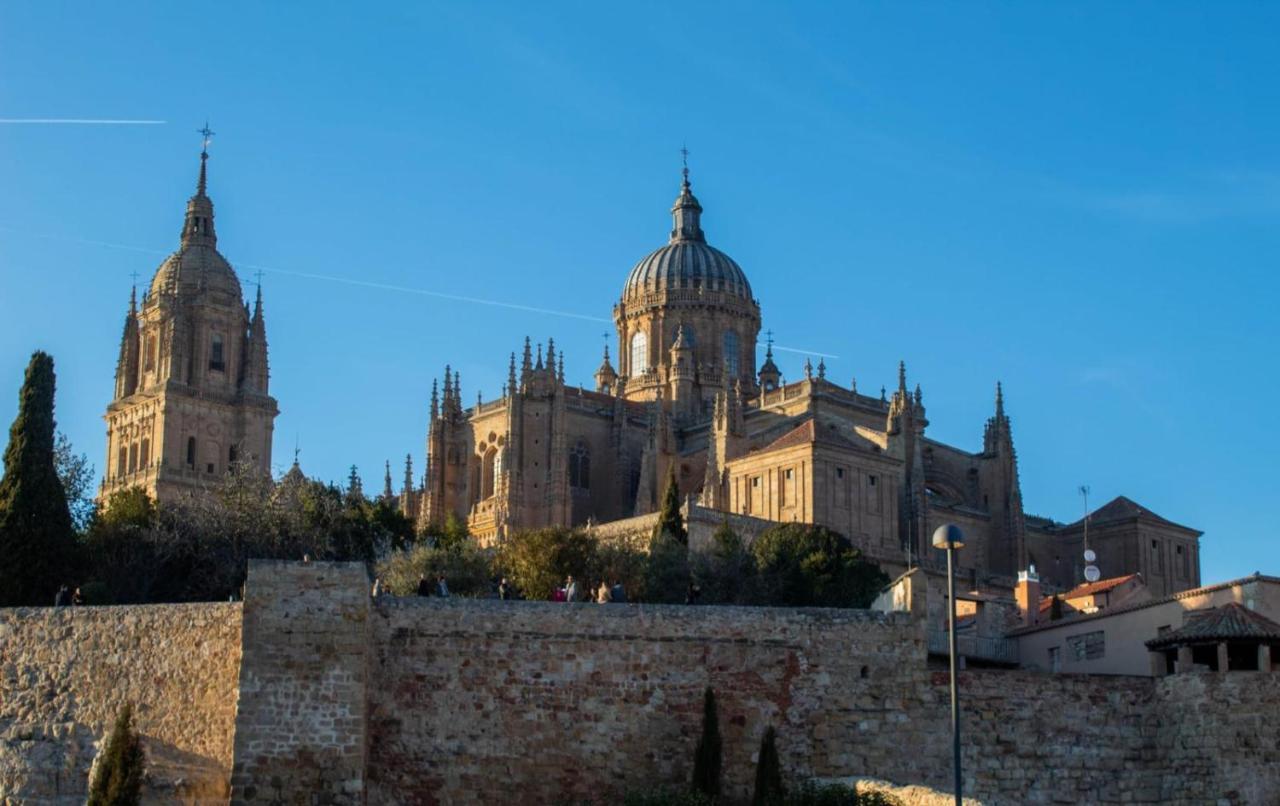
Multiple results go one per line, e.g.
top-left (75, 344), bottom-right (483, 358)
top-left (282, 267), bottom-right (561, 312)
top-left (630, 331), bottom-right (648, 374)
top-left (139, 438), bottom-right (150, 468)
top-left (144, 334), bottom-right (157, 373)
top-left (209, 333), bottom-right (225, 372)
top-left (569, 443), bottom-right (590, 489)
top-left (127, 443), bottom-right (138, 473)
top-left (186, 436), bottom-right (197, 468)
top-left (117, 446), bottom-right (127, 477)
top-left (482, 448), bottom-right (497, 498)
top-left (723, 330), bottom-right (740, 377)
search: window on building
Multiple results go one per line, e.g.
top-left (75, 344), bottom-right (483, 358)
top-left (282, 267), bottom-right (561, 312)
top-left (117, 446), bottom-right (127, 477)
top-left (1066, 630), bottom-right (1106, 662)
top-left (229, 445), bottom-right (238, 465)
top-left (868, 474), bottom-right (877, 487)
top-left (569, 443), bottom-right (590, 490)
top-left (723, 330), bottom-right (739, 377)
top-left (783, 467), bottom-right (795, 507)
top-left (144, 334), bottom-right (156, 372)
top-left (836, 467), bottom-right (845, 479)
top-left (186, 436), bottom-right (197, 468)
top-left (127, 443), bottom-right (137, 473)
top-left (630, 331), bottom-right (648, 374)
top-left (1048, 646), bottom-right (1061, 673)
top-left (139, 439), bottom-right (150, 468)
top-left (210, 333), bottom-right (225, 372)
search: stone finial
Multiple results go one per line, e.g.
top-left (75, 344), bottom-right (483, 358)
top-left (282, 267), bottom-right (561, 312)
top-left (898, 360), bottom-right (907, 395)
top-left (521, 337), bottom-right (533, 374)
top-left (804, 358), bottom-right (813, 381)
top-left (995, 381), bottom-right (1005, 419)
top-left (817, 358), bottom-right (826, 381)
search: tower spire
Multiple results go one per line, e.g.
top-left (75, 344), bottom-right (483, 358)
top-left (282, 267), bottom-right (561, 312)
top-left (196, 121), bottom-right (214, 196)
top-left (995, 381), bottom-right (1005, 419)
top-left (182, 122), bottom-right (217, 247)
top-left (669, 146), bottom-right (704, 244)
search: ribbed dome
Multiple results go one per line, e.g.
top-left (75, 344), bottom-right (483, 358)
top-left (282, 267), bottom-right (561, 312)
top-left (624, 241), bottom-right (753, 300)
top-left (149, 244), bottom-right (243, 300)
top-left (622, 171), bottom-right (753, 302)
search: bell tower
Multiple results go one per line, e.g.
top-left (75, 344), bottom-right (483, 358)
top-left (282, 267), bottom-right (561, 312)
top-left (99, 128), bottom-right (279, 504)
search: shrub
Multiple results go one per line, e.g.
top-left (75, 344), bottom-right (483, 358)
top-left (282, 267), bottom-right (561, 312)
top-left (692, 687), bottom-right (722, 798)
top-left (88, 704), bottom-right (144, 805)
top-left (497, 527), bottom-right (596, 601)
top-left (751, 524), bottom-right (887, 608)
top-left (654, 469), bottom-right (687, 544)
top-left (693, 518), bottom-right (757, 605)
top-left (377, 541), bottom-right (495, 597)
top-left (783, 782), bottom-right (901, 805)
top-left (752, 726), bottom-right (784, 806)
top-left (644, 528), bottom-right (690, 604)
top-left (623, 790), bottom-right (713, 806)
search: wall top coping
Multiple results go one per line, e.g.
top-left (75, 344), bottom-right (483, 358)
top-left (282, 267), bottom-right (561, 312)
top-left (0, 601), bottom-right (241, 618)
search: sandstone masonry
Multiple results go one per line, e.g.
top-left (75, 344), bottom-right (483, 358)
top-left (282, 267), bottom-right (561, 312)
top-left (3, 562), bottom-right (1278, 804)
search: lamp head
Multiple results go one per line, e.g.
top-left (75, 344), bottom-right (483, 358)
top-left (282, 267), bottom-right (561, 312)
top-left (932, 523), bottom-right (965, 550)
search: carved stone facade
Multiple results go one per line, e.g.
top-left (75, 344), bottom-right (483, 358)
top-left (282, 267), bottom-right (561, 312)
top-left (100, 147), bottom-right (278, 504)
top-left (409, 166), bottom-right (1202, 594)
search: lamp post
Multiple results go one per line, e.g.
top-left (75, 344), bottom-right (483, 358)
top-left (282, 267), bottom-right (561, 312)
top-left (932, 523), bottom-right (965, 806)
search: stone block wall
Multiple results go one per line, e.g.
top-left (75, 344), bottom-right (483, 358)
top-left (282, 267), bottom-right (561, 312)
top-left (1154, 672), bottom-right (1280, 804)
top-left (228, 561), bottom-right (371, 805)
top-left (0, 602), bottom-right (241, 803)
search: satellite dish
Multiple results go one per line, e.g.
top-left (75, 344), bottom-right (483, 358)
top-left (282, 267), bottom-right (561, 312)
top-left (1083, 549), bottom-right (1097, 563)
top-left (1084, 565), bottom-right (1101, 583)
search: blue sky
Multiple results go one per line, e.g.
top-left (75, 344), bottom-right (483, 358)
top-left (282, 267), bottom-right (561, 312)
top-left (0, 3), bottom-right (1276, 582)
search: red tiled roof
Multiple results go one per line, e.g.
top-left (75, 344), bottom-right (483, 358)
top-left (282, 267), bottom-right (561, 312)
top-left (1145, 603), bottom-right (1280, 650)
top-left (1037, 574), bottom-right (1142, 612)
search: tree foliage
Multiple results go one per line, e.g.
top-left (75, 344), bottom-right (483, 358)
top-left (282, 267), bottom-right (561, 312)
top-left (87, 704), bottom-right (144, 806)
top-left (81, 463), bottom-right (402, 604)
top-left (496, 527), bottom-right (597, 600)
top-left (693, 518), bottom-right (758, 605)
top-left (752, 726), bottom-right (784, 806)
top-left (654, 469), bottom-right (687, 544)
top-left (377, 540), bottom-right (494, 597)
top-left (751, 524), bottom-right (888, 608)
top-left (0, 351), bottom-right (78, 606)
top-left (692, 687), bottom-right (723, 798)
top-left (54, 431), bottom-right (95, 532)
top-left (644, 528), bottom-right (691, 604)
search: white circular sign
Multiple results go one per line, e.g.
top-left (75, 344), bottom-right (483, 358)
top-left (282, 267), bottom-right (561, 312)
top-left (1084, 565), bottom-right (1101, 583)
top-left (1083, 549), bottom-right (1097, 563)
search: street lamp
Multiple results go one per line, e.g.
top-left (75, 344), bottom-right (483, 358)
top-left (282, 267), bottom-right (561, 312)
top-left (932, 523), bottom-right (965, 806)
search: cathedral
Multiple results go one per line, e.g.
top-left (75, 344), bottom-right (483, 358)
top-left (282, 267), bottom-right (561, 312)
top-left (405, 162), bottom-right (1203, 596)
top-left (99, 141), bottom-right (277, 503)
top-left (98, 145), bottom-right (1202, 598)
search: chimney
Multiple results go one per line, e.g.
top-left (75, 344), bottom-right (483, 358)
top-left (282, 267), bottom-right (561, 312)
top-left (1015, 565), bottom-right (1041, 628)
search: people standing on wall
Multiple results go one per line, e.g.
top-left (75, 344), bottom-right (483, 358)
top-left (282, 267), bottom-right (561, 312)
top-left (565, 575), bottom-right (579, 603)
top-left (371, 577), bottom-right (383, 598)
top-left (417, 573), bottom-right (432, 597)
top-left (54, 585), bottom-right (69, 607)
top-left (595, 580), bottom-right (610, 603)
top-left (610, 581), bottom-right (627, 603)
top-left (72, 587), bottom-right (84, 606)
top-left (436, 573), bottom-right (450, 598)
top-left (499, 577), bottom-right (511, 600)
top-left (685, 581), bottom-right (702, 605)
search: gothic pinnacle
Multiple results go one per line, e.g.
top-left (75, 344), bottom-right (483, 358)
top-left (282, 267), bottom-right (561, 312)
top-left (536, 343), bottom-right (543, 371)
top-left (898, 360), bottom-right (907, 394)
top-left (817, 358), bottom-right (826, 381)
top-left (995, 381), bottom-right (1005, 419)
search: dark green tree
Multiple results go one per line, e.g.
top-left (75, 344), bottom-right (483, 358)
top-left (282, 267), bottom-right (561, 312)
top-left (751, 725), bottom-right (784, 806)
top-left (1049, 594), bottom-right (1063, 621)
top-left (654, 468), bottom-right (687, 545)
top-left (87, 704), bottom-right (145, 806)
top-left (644, 527), bottom-right (690, 604)
top-left (437, 510), bottom-right (471, 552)
top-left (0, 352), bottom-right (77, 606)
top-left (751, 523), bottom-right (888, 608)
top-left (692, 686), bottom-right (723, 798)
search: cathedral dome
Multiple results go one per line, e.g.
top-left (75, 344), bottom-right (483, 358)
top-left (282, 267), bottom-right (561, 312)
top-left (621, 173), bottom-right (753, 303)
top-left (149, 244), bottom-right (243, 300)
top-left (148, 146), bottom-right (243, 301)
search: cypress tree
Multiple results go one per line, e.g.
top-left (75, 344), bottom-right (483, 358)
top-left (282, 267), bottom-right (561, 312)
top-left (751, 725), bottom-right (784, 806)
top-left (692, 686), bottom-right (722, 798)
top-left (87, 704), bottom-right (145, 806)
top-left (654, 468), bottom-right (687, 545)
top-left (0, 351), bottom-right (77, 606)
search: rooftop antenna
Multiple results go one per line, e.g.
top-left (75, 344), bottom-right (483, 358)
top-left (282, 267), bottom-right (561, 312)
top-left (1080, 484), bottom-right (1100, 583)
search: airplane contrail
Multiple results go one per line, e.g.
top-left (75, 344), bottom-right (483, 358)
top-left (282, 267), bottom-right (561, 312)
top-left (0, 224), bottom-right (839, 358)
top-left (0, 118), bottom-right (166, 125)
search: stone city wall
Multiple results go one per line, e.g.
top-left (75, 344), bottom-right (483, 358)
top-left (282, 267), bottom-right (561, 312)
top-left (0, 602), bottom-right (242, 804)
top-left (4, 562), bottom-right (1280, 805)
